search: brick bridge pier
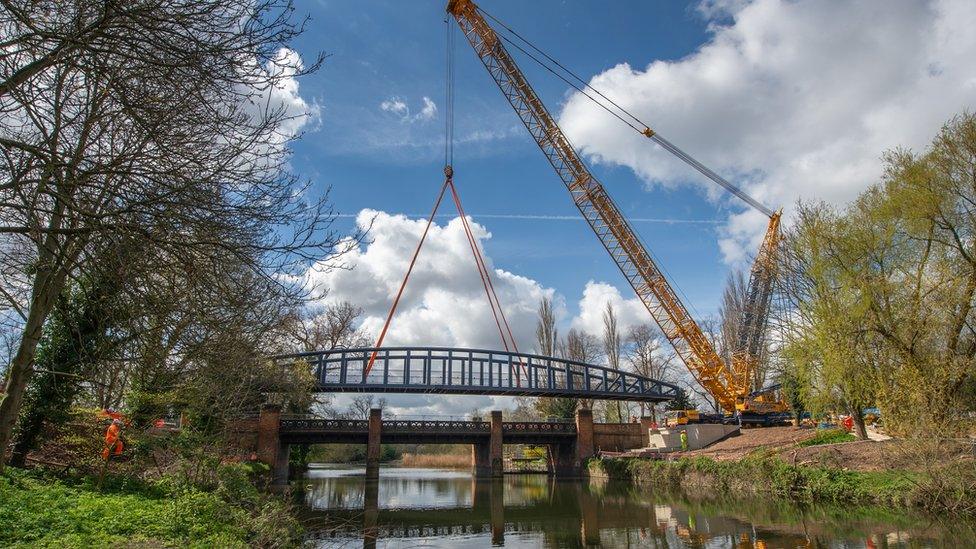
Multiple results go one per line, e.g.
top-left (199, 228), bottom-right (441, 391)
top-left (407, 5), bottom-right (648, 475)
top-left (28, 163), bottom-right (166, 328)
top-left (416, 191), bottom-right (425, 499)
top-left (254, 405), bottom-right (655, 485)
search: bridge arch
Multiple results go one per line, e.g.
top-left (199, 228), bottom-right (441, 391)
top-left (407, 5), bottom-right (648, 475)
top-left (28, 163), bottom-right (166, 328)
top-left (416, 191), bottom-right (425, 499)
top-left (274, 346), bottom-right (679, 403)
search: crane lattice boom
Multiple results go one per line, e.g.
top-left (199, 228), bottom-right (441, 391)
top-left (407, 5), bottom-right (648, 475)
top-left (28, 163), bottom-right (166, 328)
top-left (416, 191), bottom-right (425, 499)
top-left (448, 0), bottom-right (742, 411)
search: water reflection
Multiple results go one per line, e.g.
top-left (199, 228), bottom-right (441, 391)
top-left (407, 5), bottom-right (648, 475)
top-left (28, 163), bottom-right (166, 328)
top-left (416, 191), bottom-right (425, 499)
top-left (298, 466), bottom-right (975, 548)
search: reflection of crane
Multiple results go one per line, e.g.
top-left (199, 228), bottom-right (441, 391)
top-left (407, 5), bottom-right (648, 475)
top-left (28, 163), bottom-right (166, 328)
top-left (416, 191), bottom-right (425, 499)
top-left (446, 0), bottom-right (787, 419)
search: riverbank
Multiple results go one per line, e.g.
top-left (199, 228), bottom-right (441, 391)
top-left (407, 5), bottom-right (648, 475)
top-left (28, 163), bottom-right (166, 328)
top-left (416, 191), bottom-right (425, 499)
top-left (588, 437), bottom-right (976, 515)
top-left (0, 465), bottom-right (303, 548)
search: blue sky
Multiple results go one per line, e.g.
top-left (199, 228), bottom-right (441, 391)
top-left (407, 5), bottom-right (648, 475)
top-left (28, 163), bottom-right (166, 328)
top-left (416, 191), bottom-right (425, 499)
top-left (291, 0), bottom-right (739, 322)
top-left (280, 0), bottom-right (976, 414)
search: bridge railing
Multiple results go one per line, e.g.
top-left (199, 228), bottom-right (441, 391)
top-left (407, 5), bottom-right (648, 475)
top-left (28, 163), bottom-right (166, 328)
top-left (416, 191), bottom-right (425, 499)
top-left (275, 346), bottom-right (679, 402)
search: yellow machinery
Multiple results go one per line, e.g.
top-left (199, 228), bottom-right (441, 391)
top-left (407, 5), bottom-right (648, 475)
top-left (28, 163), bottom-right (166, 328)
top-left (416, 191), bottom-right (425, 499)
top-left (446, 0), bottom-right (788, 420)
top-left (665, 410), bottom-right (700, 428)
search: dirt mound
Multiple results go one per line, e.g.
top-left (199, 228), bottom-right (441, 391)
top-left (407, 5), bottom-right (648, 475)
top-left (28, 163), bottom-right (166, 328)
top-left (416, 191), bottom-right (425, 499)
top-left (785, 439), bottom-right (900, 472)
top-left (684, 426), bottom-right (816, 460)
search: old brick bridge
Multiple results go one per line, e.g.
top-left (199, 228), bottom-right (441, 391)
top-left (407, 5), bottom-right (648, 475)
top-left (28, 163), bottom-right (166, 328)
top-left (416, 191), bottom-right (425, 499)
top-left (249, 346), bottom-right (679, 484)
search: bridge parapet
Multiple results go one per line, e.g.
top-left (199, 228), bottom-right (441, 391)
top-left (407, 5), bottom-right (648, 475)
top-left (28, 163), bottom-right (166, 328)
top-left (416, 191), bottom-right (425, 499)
top-left (274, 346), bottom-right (679, 402)
top-left (281, 417), bottom-right (492, 436)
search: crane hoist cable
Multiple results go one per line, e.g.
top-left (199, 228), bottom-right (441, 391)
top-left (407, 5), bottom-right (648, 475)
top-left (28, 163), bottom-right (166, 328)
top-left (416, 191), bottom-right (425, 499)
top-left (476, 4), bottom-right (776, 219)
top-left (364, 171), bottom-right (526, 379)
top-left (365, 19), bottom-right (528, 382)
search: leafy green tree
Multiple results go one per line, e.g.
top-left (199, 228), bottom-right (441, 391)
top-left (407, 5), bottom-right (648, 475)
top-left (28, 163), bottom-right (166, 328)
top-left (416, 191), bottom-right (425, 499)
top-left (781, 112), bottom-right (976, 437)
top-left (665, 388), bottom-right (693, 412)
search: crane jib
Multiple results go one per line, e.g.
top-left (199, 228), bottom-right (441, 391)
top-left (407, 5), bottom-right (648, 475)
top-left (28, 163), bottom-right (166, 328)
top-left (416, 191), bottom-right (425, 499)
top-left (447, 0), bottom-right (785, 414)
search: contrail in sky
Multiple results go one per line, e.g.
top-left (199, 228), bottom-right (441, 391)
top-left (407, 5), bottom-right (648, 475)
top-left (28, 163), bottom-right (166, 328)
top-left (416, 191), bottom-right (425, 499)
top-left (332, 213), bottom-right (720, 224)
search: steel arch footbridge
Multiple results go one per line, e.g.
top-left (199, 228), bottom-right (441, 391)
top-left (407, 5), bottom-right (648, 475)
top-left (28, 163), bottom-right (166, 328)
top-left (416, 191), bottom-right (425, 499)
top-left (274, 346), bottom-right (679, 403)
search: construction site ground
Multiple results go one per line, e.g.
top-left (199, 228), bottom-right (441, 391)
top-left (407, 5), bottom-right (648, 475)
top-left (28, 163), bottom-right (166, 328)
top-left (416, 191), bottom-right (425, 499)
top-left (678, 426), bottom-right (971, 472)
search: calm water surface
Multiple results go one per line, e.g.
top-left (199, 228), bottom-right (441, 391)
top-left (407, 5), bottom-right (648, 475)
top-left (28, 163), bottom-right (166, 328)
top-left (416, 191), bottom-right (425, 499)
top-left (297, 465), bottom-right (975, 548)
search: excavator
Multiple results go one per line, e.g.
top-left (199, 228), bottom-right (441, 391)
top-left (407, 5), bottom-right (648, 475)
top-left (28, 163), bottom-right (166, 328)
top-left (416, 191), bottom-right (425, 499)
top-left (446, 0), bottom-right (790, 425)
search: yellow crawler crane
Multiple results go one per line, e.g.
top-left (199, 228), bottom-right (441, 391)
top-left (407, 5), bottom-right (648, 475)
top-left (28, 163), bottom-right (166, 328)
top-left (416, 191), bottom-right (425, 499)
top-left (447, 0), bottom-right (788, 422)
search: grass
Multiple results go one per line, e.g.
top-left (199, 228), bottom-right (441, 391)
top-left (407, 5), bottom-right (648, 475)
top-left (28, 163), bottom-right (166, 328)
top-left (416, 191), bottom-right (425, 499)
top-left (797, 428), bottom-right (857, 447)
top-left (400, 452), bottom-right (470, 469)
top-left (0, 465), bottom-right (302, 548)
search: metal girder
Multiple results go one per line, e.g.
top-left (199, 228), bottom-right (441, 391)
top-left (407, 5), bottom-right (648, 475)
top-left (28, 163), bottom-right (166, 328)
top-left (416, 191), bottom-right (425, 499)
top-left (274, 346), bottom-right (679, 403)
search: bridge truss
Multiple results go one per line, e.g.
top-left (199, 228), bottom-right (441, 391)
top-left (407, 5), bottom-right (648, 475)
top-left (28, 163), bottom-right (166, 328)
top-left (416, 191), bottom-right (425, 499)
top-left (274, 346), bottom-right (679, 403)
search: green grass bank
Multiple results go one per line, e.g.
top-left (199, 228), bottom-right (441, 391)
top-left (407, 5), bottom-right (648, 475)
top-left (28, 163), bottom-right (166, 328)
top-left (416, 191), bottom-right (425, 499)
top-left (0, 466), bottom-right (302, 548)
top-left (587, 455), bottom-right (976, 515)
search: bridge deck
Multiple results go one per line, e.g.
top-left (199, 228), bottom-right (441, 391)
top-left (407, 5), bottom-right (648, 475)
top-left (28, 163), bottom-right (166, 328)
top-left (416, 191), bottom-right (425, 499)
top-left (279, 417), bottom-right (577, 445)
top-left (275, 346), bottom-right (678, 402)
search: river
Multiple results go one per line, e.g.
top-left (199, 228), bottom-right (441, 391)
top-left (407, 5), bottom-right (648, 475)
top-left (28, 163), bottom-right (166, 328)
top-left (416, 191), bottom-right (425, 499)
top-left (296, 465), bottom-right (975, 548)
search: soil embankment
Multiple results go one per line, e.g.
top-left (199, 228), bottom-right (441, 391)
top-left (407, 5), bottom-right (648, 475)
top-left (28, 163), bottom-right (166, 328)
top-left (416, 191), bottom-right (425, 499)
top-left (590, 428), bottom-right (976, 514)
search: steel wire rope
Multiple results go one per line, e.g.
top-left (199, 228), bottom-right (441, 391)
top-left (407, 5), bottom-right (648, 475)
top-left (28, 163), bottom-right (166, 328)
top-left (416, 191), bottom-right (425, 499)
top-left (475, 6), bottom-right (749, 332)
top-left (444, 18), bottom-right (456, 168)
top-left (365, 179), bottom-right (452, 375)
top-left (484, 20), bottom-right (713, 332)
top-left (476, 5), bottom-right (775, 219)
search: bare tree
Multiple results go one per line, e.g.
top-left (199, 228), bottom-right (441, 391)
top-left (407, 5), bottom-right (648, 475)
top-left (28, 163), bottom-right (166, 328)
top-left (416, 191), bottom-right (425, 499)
top-left (626, 323), bottom-right (676, 422)
top-left (562, 328), bottom-right (601, 411)
top-left (285, 302), bottom-right (369, 353)
top-left (532, 296), bottom-right (576, 419)
top-left (0, 0), bottom-right (345, 468)
top-left (535, 296), bottom-right (557, 356)
top-left (601, 303), bottom-right (623, 421)
top-left (719, 269), bottom-right (771, 391)
top-left (348, 395), bottom-right (387, 420)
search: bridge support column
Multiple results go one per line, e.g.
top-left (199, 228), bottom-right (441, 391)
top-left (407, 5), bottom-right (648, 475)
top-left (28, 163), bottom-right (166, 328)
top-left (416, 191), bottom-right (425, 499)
top-left (257, 404), bottom-right (290, 485)
top-left (550, 442), bottom-right (578, 477)
top-left (576, 407), bottom-right (594, 474)
top-left (490, 410), bottom-right (503, 477)
top-left (365, 408), bottom-right (382, 480)
top-left (640, 416), bottom-right (657, 447)
top-left (472, 442), bottom-right (492, 477)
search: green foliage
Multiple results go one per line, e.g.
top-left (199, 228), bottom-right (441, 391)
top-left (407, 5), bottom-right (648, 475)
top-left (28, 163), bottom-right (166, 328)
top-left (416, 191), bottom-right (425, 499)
top-left (534, 397), bottom-right (579, 420)
top-left (797, 429), bottom-right (856, 447)
top-left (0, 465), bottom-right (302, 548)
top-left (665, 388), bottom-right (693, 411)
top-left (588, 454), bottom-right (975, 513)
top-left (12, 272), bottom-right (126, 465)
top-left (782, 112), bottom-right (976, 436)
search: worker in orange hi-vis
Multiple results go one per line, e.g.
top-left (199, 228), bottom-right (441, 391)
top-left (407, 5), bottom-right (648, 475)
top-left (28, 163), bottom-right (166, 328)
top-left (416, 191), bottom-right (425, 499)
top-left (101, 419), bottom-right (124, 460)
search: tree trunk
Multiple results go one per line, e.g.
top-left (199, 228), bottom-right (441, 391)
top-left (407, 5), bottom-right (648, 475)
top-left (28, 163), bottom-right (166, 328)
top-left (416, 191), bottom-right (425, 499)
top-left (0, 317), bottom-right (46, 470)
top-left (0, 270), bottom-right (65, 471)
top-left (852, 410), bottom-right (868, 440)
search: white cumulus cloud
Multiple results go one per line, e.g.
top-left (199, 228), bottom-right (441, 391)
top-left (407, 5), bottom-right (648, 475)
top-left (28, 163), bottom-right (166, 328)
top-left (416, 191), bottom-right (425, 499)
top-left (306, 209), bottom-right (557, 351)
top-left (418, 96), bottom-right (438, 121)
top-left (569, 281), bottom-right (649, 338)
top-left (558, 0), bottom-right (976, 263)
